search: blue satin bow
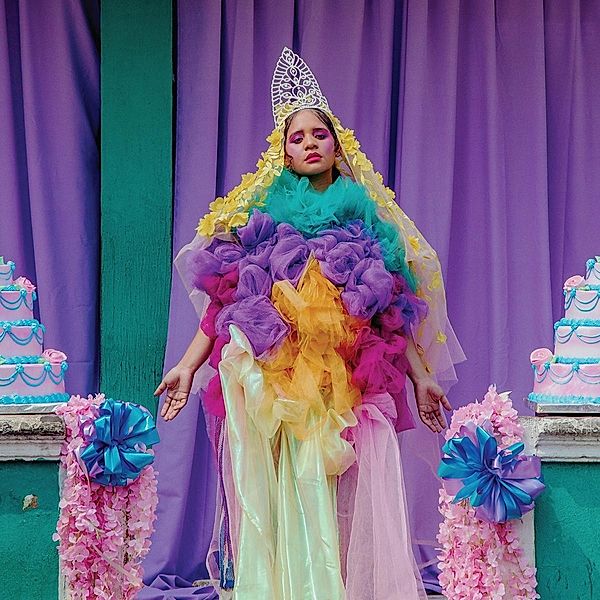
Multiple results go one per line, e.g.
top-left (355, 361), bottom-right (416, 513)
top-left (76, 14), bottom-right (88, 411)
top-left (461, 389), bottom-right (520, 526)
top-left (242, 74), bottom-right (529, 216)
top-left (80, 398), bottom-right (160, 486)
top-left (438, 423), bottom-right (545, 523)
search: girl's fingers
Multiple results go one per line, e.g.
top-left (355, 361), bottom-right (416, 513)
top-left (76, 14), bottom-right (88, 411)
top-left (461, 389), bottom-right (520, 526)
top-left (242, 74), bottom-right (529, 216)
top-left (430, 393), bottom-right (448, 429)
top-left (154, 380), bottom-right (167, 396)
top-left (440, 394), bottom-right (452, 412)
top-left (160, 395), bottom-right (172, 417)
top-left (163, 392), bottom-right (188, 421)
top-left (163, 400), bottom-right (177, 421)
top-left (165, 402), bottom-right (184, 421)
top-left (434, 408), bottom-right (446, 430)
top-left (420, 409), bottom-right (438, 433)
top-left (160, 386), bottom-right (178, 418)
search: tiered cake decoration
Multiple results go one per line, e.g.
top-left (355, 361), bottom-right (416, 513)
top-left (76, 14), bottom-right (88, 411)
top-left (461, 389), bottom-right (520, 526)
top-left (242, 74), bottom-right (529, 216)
top-left (529, 256), bottom-right (600, 405)
top-left (0, 257), bottom-right (68, 405)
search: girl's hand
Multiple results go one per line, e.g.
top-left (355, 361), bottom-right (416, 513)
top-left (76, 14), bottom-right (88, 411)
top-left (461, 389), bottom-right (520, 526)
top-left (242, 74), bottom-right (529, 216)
top-left (154, 365), bottom-right (195, 421)
top-left (413, 377), bottom-right (452, 433)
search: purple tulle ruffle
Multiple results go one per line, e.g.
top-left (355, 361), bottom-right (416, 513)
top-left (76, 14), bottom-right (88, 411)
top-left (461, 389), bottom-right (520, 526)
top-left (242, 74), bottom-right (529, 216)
top-left (215, 295), bottom-right (290, 358)
top-left (341, 258), bottom-right (394, 320)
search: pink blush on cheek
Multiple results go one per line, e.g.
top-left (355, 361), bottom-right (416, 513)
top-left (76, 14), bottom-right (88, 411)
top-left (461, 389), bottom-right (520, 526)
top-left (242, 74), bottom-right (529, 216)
top-left (320, 133), bottom-right (335, 154)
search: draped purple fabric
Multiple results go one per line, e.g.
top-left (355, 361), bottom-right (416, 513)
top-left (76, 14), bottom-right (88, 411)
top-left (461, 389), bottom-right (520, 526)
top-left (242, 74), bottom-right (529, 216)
top-left (0, 0), bottom-right (100, 395)
top-left (144, 1), bottom-right (600, 596)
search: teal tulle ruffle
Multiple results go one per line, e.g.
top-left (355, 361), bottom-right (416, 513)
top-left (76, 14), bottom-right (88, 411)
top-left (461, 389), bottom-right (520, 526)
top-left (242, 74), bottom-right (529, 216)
top-left (259, 169), bottom-right (416, 289)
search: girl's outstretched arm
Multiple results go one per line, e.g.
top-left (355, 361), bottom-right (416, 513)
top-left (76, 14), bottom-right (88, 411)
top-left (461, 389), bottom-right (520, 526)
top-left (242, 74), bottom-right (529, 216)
top-left (405, 335), bottom-right (452, 433)
top-left (155, 327), bottom-right (214, 421)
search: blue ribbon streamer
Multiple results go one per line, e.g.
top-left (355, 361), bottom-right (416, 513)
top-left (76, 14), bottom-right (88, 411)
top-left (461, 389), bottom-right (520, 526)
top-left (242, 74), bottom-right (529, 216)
top-left (438, 423), bottom-right (545, 523)
top-left (80, 398), bottom-right (160, 486)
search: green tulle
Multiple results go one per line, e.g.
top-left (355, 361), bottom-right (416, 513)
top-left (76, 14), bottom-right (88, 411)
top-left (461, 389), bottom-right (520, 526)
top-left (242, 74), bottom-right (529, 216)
top-left (259, 169), bottom-right (417, 290)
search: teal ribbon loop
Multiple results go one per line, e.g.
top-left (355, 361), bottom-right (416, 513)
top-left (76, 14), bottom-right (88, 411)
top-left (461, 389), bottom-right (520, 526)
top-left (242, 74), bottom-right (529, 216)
top-left (80, 398), bottom-right (160, 486)
top-left (438, 422), bottom-right (545, 523)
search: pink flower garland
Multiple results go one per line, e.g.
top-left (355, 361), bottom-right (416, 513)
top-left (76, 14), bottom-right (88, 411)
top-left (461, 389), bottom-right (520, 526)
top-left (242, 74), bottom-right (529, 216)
top-left (437, 385), bottom-right (539, 600)
top-left (53, 394), bottom-right (158, 600)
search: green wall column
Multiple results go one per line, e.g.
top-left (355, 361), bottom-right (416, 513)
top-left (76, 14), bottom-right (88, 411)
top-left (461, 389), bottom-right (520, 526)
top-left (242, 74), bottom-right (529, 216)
top-left (535, 462), bottom-right (600, 598)
top-left (100, 0), bottom-right (173, 415)
top-left (0, 462), bottom-right (59, 599)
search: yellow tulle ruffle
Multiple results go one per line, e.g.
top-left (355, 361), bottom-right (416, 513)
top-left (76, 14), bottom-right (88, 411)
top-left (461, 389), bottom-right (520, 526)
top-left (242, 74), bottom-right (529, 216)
top-left (259, 259), bottom-right (362, 439)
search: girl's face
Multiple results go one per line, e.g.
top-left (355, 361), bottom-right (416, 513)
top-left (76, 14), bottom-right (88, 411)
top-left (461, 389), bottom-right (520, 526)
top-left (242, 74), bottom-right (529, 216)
top-left (284, 110), bottom-right (337, 178)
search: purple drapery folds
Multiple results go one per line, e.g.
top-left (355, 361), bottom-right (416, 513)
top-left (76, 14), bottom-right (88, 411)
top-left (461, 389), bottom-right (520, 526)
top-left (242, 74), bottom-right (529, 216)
top-left (0, 0), bottom-right (100, 395)
top-left (144, 1), bottom-right (600, 596)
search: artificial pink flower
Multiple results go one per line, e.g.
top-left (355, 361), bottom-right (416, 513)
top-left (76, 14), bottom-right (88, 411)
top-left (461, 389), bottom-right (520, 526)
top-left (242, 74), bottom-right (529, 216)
top-left (564, 275), bottom-right (584, 289)
top-left (530, 348), bottom-right (553, 367)
top-left (14, 276), bottom-right (36, 293)
top-left (42, 349), bottom-right (68, 364)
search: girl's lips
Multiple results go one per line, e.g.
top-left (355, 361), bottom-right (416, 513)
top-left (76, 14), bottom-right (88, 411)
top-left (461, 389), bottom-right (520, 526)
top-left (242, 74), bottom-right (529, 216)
top-left (306, 155), bottom-right (322, 162)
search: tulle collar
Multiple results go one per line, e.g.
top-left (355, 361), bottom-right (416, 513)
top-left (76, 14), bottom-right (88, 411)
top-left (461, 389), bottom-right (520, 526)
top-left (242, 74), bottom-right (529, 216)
top-left (274, 167), bottom-right (357, 197)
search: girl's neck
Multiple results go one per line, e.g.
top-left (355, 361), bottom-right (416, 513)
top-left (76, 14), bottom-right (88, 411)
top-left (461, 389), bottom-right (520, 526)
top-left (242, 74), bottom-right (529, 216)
top-left (307, 168), bottom-right (333, 192)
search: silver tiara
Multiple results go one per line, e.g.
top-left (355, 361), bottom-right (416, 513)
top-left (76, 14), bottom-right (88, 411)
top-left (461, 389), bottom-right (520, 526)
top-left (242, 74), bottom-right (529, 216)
top-left (271, 47), bottom-right (331, 127)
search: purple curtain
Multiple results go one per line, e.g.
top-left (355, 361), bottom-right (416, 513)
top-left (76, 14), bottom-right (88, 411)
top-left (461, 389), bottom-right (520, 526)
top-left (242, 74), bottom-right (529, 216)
top-left (143, 1), bottom-right (600, 597)
top-left (0, 0), bottom-right (100, 395)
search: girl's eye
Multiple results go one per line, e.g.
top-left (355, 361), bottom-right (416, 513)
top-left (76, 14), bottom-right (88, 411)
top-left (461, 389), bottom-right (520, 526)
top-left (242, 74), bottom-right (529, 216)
top-left (289, 132), bottom-right (327, 143)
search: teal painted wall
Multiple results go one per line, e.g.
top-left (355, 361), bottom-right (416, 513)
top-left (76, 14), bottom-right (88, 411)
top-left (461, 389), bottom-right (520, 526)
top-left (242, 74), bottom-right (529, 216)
top-left (0, 462), bottom-right (59, 600)
top-left (100, 0), bottom-right (173, 416)
top-left (535, 462), bottom-right (600, 599)
top-left (0, 4), bottom-right (173, 599)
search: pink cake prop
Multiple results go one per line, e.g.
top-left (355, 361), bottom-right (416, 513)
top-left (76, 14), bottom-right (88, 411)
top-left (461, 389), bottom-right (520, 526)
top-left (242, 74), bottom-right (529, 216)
top-left (586, 256), bottom-right (600, 285)
top-left (0, 324), bottom-right (43, 356)
top-left (0, 258), bottom-right (68, 406)
top-left (0, 363), bottom-right (66, 397)
top-left (0, 258), bottom-right (15, 285)
top-left (530, 256), bottom-right (600, 405)
top-left (0, 290), bottom-right (36, 321)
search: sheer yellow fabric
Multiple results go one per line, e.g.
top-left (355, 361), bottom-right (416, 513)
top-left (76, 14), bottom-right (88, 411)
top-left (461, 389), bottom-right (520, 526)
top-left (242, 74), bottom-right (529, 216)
top-left (219, 328), bottom-right (279, 598)
top-left (260, 258), bottom-right (362, 440)
top-left (220, 326), bottom-right (354, 599)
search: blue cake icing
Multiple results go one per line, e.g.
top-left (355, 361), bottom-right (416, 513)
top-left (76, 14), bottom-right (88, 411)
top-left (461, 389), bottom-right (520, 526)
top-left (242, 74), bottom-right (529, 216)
top-left (0, 289), bottom-right (36, 311)
top-left (529, 392), bottom-right (600, 405)
top-left (586, 257), bottom-right (600, 278)
top-left (0, 361), bottom-right (68, 388)
top-left (0, 321), bottom-right (45, 346)
top-left (533, 363), bottom-right (600, 386)
top-left (0, 392), bottom-right (70, 405)
top-left (0, 260), bottom-right (16, 284)
top-left (0, 355), bottom-right (45, 364)
top-left (564, 289), bottom-right (600, 314)
top-left (554, 356), bottom-right (600, 364)
top-left (554, 318), bottom-right (600, 329)
top-left (554, 319), bottom-right (600, 345)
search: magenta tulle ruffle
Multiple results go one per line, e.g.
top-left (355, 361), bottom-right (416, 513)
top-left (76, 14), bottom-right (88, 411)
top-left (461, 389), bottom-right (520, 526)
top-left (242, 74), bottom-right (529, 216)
top-left (197, 270), bottom-right (239, 340)
top-left (202, 337), bottom-right (228, 417)
top-left (342, 326), bottom-right (414, 432)
top-left (375, 272), bottom-right (428, 334)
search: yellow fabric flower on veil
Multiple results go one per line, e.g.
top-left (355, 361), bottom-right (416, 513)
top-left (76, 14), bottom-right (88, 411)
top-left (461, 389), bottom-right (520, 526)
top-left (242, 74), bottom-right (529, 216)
top-left (196, 126), bottom-right (286, 237)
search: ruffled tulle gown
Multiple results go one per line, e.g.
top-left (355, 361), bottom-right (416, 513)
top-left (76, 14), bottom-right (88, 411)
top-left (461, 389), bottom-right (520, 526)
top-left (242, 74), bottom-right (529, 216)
top-left (185, 169), bottom-right (428, 599)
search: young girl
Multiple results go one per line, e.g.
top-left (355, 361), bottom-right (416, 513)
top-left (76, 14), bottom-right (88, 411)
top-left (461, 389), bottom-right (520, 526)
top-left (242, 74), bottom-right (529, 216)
top-left (155, 47), bottom-right (463, 600)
